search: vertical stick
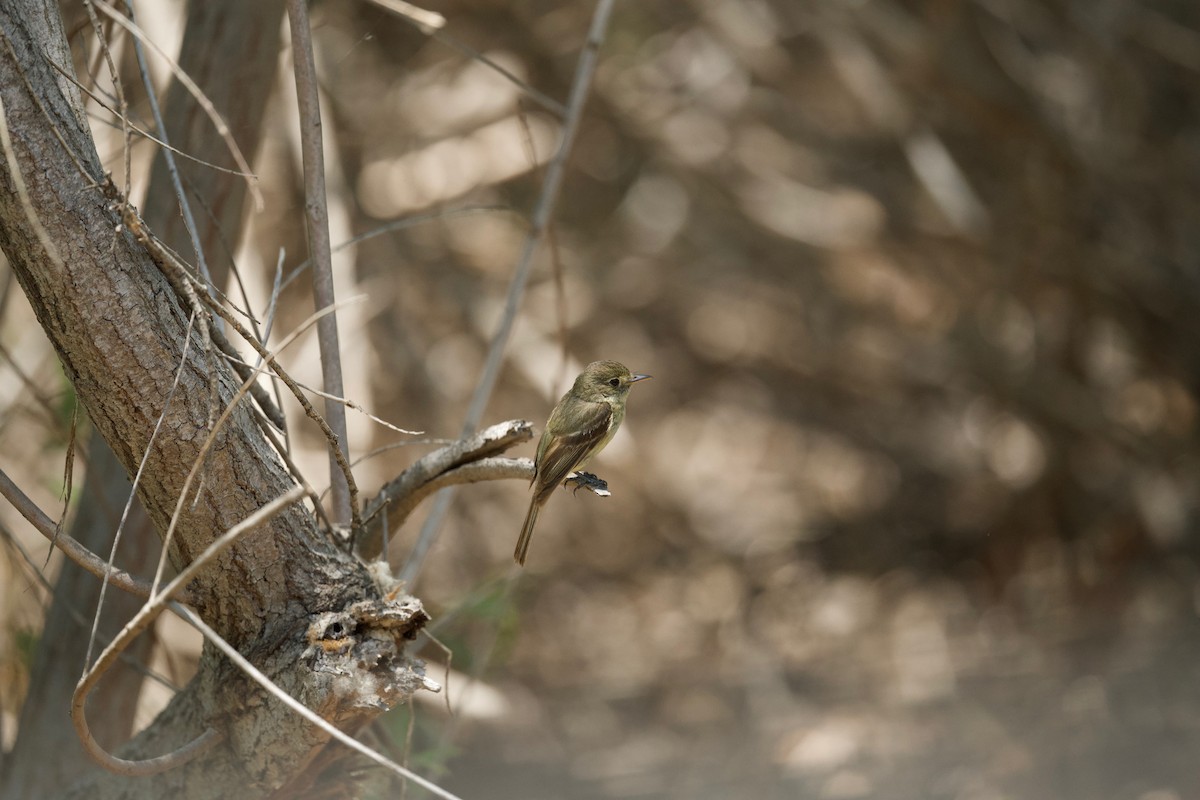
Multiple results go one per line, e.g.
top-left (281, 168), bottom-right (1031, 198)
top-left (286, 0), bottom-right (352, 525)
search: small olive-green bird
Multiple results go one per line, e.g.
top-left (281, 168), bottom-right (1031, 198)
top-left (514, 360), bottom-right (651, 565)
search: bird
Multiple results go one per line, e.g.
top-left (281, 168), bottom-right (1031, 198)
top-left (514, 360), bottom-right (651, 565)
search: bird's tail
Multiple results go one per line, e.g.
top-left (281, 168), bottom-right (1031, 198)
top-left (514, 500), bottom-right (540, 565)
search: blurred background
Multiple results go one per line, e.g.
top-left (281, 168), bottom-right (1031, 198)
top-left (3, 0), bottom-right (1200, 798)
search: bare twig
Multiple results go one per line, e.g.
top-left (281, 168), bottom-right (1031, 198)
top-left (350, 438), bottom-right (455, 469)
top-left (209, 324), bottom-right (287, 430)
top-left (201, 294), bottom-right (366, 530)
top-left (52, 59), bottom-right (254, 176)
top-left (287, 0), bottom-right (353, 527)
top-left (72, 487), bottom-right (305, 776)
top-left (277, 205), bottom-right (507, 295)
top-left (405, 0), bottom-right (617, 579)
top-left (364, 0), bottom-right (445, 34)
top-left (0, 34), bottom-right (92, 183)
top-left (372, 0), bottom-right (567, 116)
top-left (80, 0), bottom-right (130, 198)
top-left (150, 299), bottom-right (366, 595)
top-left (281, 377), bottom-right (421, 436)
top-left (0, 467), bottom-right (154, 599)
top-left (259, 249), bottom-right (290, 447)
top-left (0, 520), bottom-right (180, 693)
top-left (257, 413), bottom-right (333, 534)
top-left (0, 339), bottom-right (62, 428)
top-left (118, 200), bottom-right (223, 428)
top-left (115, 198), bottom-right (364, 529)
top-left (47, 401), bottom-right (79, 564)
top-left (120, 0), bottom-right (214, 290)
top-left (89, 0), bottom-right (263, 208)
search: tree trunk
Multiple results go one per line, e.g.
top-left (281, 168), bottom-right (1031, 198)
top-left (2, 2), bottom-right (288, 796)
top-left (0, 2), bottom-right (427, 797)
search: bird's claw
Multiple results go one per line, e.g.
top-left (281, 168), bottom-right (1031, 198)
top-left (565, 471), bottom-right (610, 496)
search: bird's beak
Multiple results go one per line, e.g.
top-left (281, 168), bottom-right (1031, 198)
top-left (629, 373), bottom-right (652, 383)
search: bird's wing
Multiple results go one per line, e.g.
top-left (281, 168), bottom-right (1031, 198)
top-left (533, 400), bottom-right (613, 505)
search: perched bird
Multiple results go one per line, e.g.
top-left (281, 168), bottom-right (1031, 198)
top-left (514, 360), bottom-right (651, 565)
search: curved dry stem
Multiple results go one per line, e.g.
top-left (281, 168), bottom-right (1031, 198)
top-left (89, 0), bottom-right (263, 209)
top-left (0, 467), bottom-right (154, 599)
top-left (71, 487), bottom-right (305, 776)
top-left (0, 518), bottom-right (180, 693)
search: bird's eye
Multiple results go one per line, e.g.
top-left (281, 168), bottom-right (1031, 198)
top-left (609, 377), bottom-right (621, 387)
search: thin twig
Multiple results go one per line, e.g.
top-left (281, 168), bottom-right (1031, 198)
top-left (122, 0), bottom-right (213, 289)
top-left (0, 340), bottom-right (62, 428)
top-left (116, 197), bottom-right (364, 529)
top-left (72, 488), bottom-right (305, 776)
top-left (47, 401), bottom-right (79, 565)
top-left (57, 60), bottom-right (254, 176)
top-left (404, 0), bottom-right (617, 580)
top-left (200, 295), bottom-right (366, 530)
top-left (287, 0), bottom-right (354, 527)
top-left (89, 0), bottom-right (263, 209)
top-left (81, 0), bottom-right (130, 199)
top-left (350, 438), bottom-right (455, 469)
top-left (0, 520), bottom-right (180, 693)
top-left (0, 35), bottom-right (92, 184)
top-left (277, 205), bottom-right (507, 295)
top-left (258, 249), bottom-right (290, 449)
top-left (372, 0), bottom-right (567, 116)
top-left (118, 200), bottom-right (222, 430)
top-left (149, 299), bottom-right (365, 595)
top-left (209, 325), bottom-right (287, 430)
top-left (257, 414), bottom-right (332, 534)
top-left (171, 602), bottom-right (464, 800)
top-left (0, 467), bottom-right (155, 599)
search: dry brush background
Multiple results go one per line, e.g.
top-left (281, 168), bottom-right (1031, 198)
top-left (3, 0), bottom-right (1200, 798)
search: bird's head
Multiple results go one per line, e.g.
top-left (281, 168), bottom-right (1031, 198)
top-left (575, 360), bottom-right (651, 402)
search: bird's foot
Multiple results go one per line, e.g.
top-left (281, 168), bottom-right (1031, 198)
top-left (565, 471), bottom-right (610, 497)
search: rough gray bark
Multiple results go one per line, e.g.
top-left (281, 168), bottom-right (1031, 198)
top-left (0, 2), bottom-right (428, 798)
top-left (1, 3), bottom-right (288, 797)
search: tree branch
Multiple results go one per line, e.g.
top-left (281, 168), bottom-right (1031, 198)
top-left (357, 420), bottom-right (534, 559)
top-left (0, 467), bottom-right (156, 600)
